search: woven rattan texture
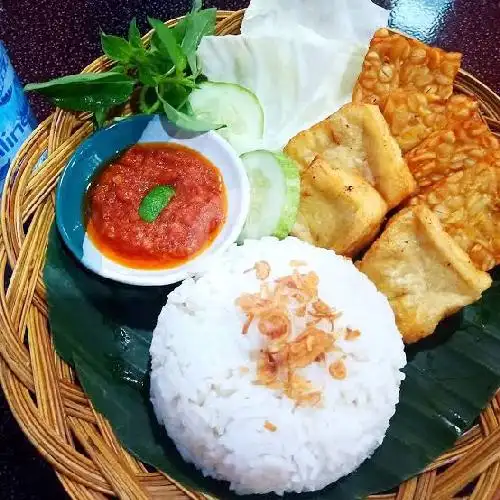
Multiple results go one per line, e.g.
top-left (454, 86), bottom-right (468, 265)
top-left (0, 10), bottom-right (499, 500)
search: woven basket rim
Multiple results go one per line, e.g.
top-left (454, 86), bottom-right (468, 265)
top-left (0, 8), bottom-right (499, 500)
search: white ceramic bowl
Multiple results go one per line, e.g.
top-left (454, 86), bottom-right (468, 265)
top-left (56, 114), bottom-right (250, 286)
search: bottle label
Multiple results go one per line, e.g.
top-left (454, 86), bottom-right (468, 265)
top-left (0, 42), bottom-right (37, 184)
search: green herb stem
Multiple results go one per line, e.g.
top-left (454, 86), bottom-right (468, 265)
top-left (139, 86), bottom-right (161, 114)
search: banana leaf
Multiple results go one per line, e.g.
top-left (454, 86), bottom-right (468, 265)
top-left (44, 226), bottom-right (500, 499)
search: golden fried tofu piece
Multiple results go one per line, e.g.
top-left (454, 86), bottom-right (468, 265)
top-left (284, 103), bottom-right (416, 208)
top-left (353, 28), bottom-right (462, 107)
top-left (358, 204), bottom-right (492, 343)
top-left (383, 92), bottom-right (480, 152)
top-left (292, 158), bottom-right (387, 257)
top-left (405, 111), bottom-right (496, 187)
top-left (413, 163), bottom-right (500, 271)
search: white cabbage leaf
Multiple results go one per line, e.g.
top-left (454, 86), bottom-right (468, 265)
top-left (197, 35), bottom-right (365, 152)
top-left (241, 0), bottom-right (389, 46)
top-left (197, 0), bottom-right (389, 152)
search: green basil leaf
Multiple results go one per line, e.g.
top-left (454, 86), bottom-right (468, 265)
top-left (93, 108), bottom-right (109, 129)
top-left (148, 18), bottom-right (187, 73)
top-left (137, 61), bottom-right (158, 86)
top-left (139, 86), bottom-right (161, 114)
top-left (181, 100), bottom-right (196, 116)
top-left (25, 72), bottom-right (130, 91)
top-left (142, 50), bottom-right (175, 79)
top-left (181, 8), bottom-right (217, 74)
top-left (171, 2), bottom-right (211, 60)
top-left (158, 92), bottom-right (220, 132)
top-left (139, 185), bottom-right (176, 223)
top-left (112, 63), bottom-right (129, 75)
top-left (25, 72), bottom-right (136, 112)
top-left (161, 82), bottom-right (190, 109)
top-left (191, 0), bottom-right (203, 13)
top-left (171, 16), bottom-right (188, 44)
top-left (150, 32), bottom-right (161, 52)
top-left (128, 18), bottom-right (143, 48)
top-left (101, 33), bottom-right (133, 63)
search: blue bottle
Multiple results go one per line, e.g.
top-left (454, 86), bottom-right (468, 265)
top-left (0, 41), bottom-right (37, 188)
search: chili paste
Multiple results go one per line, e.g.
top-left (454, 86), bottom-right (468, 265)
top-left (86, 143), bottom-right (227, 269)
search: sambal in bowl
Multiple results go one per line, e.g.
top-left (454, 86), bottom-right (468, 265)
top-left (56, 114), bottom-right (250, 286)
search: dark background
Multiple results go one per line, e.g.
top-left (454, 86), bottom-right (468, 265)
top-left (0, 0), bottom-right (498, 498)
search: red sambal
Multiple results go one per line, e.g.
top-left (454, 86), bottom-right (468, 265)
top-left (86, 143), bottom-right (227, 269)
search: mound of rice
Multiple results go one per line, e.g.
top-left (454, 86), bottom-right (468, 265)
top-left (150, 237), bottom-right (406, 495)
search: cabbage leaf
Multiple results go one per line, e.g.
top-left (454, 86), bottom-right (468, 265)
top-left (198, 35), bottom-right (365, 152)
top-left (197, 0), bottom-right (389, 152)
top-left (241, 0), bottom-right (389, 45)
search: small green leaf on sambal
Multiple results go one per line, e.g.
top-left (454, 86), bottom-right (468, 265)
top-left (139, 185), bottom-right (176, 223)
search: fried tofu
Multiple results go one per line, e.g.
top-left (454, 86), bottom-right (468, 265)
top-left (358, 204), bottom-right (492, 343)
top-left (405, 111), bottom-right (496, 188)
top-left (353, 28), bottom-right (462, 107)
top-left (413, 163), bottom-right (500, 271)
top-left (292, 158), bottom-right (387, 257)
top-left (284, 103), bottom-right (416, 208)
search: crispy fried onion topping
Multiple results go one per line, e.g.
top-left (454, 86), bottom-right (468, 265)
top-left (235, 262), bottom-right (361, 407)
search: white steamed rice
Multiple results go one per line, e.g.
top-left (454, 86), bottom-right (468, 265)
top-left (150, 237), bottom-right (406, 495)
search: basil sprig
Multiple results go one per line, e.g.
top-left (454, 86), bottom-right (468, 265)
top-left (25, 1), bottom-right (217, 130)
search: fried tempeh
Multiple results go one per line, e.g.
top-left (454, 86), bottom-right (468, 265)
top-left (284, 103), bottom-right (416, 208)
top-left (487, 147), bottom-right (500, 168)
top-left (405, 108), bottom-right (498, 187)
top-left (353, 28), bottom-right (462, 107)
top-left (382, 92), bottom-right (479, 153)
top-left (358, 204), bottom-right (492, 344)
top-left (413, 163), bottom-right (500, 271)
top-left (353, 28), bottom-right (465, 152)
top-left (292, 158), bottom-right (387, 257)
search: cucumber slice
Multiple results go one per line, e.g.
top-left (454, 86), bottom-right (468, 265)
top-left (188, 82), bottom-right (264, 153)
top-left (239, 150), bottom-right (300, 242)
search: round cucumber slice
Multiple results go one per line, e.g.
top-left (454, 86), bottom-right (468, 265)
top-left (239, 150), bottom-right (300, 242)
top-left (188, 82), bottom-right (264, 154)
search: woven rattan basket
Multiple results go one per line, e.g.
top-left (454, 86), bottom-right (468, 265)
top-left (1, 10), bottom-right (500, 500)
